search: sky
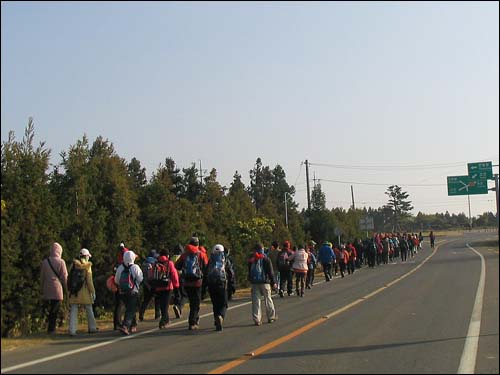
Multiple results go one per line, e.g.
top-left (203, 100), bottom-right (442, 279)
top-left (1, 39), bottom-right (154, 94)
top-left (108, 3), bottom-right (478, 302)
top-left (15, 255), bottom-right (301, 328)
top-left (2, 1), bottom-right (499, 218)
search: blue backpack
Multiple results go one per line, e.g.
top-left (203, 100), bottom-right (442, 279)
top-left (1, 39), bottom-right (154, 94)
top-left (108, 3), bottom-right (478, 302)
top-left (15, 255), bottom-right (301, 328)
top-left (250, 256), bottom-right (267, 283)
top-left (119, 264), bottom-right (136, 294)
top-left (182, 251), bottom-right (202, 281)
top-left (207, 252), bottom-right (226, 285)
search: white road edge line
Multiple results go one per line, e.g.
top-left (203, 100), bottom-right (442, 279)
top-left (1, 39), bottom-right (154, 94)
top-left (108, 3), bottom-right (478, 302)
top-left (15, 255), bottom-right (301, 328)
top-left (457, 243), bottom-right (486, 374)
top-left (0, 300), bottom-right (260, 373)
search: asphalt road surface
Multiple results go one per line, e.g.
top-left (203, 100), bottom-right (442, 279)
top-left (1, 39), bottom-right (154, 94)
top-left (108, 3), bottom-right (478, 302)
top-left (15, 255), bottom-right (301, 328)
top-left (2, 232), bottom-right (498, 374)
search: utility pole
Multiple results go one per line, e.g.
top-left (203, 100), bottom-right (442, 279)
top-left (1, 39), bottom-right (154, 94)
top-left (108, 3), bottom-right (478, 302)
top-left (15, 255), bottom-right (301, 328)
top-left (199, 159), bottom-right (203, 185)
top-left (351, 185), bottom-right (355, 210)
top-left (284, 192), bottom-right (289, 229)
top-left (305, 159), bottom-right (311, 211)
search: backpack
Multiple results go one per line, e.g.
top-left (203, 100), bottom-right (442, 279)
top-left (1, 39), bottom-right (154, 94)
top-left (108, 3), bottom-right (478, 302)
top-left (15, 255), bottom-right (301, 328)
top-left (277, 251), bottom-right (290, 271)
top-left (149, 262), bottom-right (170, 289)
top-left (250, 256), bottom-right (267, 283)
top-left (141, 259), bottom-right (155, 284)
top-left (182, 251), bottom-right (203, 281)
top-left (207, 252), bottom-right (227, 285)
top-left (119, 264), bottom-right (136, 294)
top-left (67, 263), bottom-right (86, 296)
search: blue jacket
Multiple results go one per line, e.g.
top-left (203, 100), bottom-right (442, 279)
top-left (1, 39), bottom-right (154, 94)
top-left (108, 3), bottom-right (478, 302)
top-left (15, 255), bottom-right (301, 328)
top-left (318, 244), bottom-right (335, 264)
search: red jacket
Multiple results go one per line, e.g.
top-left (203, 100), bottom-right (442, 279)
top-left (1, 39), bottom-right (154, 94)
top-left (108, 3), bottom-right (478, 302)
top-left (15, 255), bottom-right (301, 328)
top-left (153, 260), bottom-right (180, 292)
top-left (175, 244), bottom-right (208, 287)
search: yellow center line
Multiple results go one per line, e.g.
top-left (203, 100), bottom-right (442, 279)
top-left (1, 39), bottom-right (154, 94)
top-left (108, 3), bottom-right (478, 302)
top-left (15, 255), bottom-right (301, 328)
top-left (208, 240), bottom-right (450, 374)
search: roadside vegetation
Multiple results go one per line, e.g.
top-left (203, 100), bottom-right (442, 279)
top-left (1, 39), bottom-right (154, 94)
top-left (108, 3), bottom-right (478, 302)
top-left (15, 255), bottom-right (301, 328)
top-left (2, 120), bottom-right (497, 337)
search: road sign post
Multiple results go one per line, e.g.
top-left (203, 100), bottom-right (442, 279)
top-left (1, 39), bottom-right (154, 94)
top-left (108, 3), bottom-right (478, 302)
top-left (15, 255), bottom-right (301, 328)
top-left (359, 216), bottom-right (374, 238)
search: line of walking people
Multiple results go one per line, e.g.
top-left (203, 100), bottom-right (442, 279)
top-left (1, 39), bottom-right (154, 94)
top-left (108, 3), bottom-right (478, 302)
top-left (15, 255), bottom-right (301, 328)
top-left (40, 231), bottom-right (431, 336)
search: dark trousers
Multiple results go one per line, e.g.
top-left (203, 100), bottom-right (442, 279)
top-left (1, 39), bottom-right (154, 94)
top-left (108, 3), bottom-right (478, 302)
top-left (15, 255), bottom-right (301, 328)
top-left (279, 269), bottom-right (293, 294)
top-left (295, 272), bottom-right (306, 294)
top-left (348, 260), bottom-right (356, 274)
top-left (322, 262), bottom-right (332, 281)
top-left (208, 283), bottom-right (228, 322)
top-left (139, 286), bottom-right (160, 319)
top-left (368, 252), bottom-right (376, 268)
top-left (114, 292), bottom-right (123, 329)
top-left (45, 299), bottom-right (61, 333)
top-left (157, 290), bottom-right (172, 325)
top-left (172, 284), bottom-right (186, 313)
top-left (306, 267), bottom-right (315, 287)
top-left (121, 292), bottom-right (139, 330)
top-left (401, 249), bottom-right (408, 262)
top-left (340, 262), bottom-right (347, 277)
top-left (184, 286), bottom-right (202, 326)
top-left (115, 292), bottom-right (137, 329)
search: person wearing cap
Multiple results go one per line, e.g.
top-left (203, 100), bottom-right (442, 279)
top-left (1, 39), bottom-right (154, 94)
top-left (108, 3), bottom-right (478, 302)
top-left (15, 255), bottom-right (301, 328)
top-left (68, 248), bottom-right (98, 336)
top-left (114, 250), bottom-right (143, 335)
top-left (40, 242), bottom-right (68, 334)
top-left (206, 244), bottom-right (232, 331)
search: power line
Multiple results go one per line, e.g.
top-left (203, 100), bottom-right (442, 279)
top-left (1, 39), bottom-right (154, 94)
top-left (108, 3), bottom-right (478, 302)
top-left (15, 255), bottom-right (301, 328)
top-left (309, 161), bottom-right (466, 171)
top-left (293, 162), bottom-right (303, 188)
top-left (319, 178), bottom-right (445, 187)
top-left (309, 159), bottom-right (499, 171)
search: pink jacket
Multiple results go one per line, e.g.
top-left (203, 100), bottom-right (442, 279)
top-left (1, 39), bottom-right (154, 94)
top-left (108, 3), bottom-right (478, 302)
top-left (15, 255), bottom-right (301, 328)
top-left (40, 243), bottom-right (68, 300)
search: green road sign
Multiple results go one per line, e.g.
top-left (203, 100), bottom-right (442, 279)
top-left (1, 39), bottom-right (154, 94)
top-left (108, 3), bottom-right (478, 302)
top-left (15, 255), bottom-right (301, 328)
top-left (468, 161), bottom-right (493, 180)
top-left (447, 175), bottom-right (488, 196)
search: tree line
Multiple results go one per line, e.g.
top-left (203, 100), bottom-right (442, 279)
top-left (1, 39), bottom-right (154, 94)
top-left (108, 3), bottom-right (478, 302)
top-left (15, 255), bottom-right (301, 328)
top-left (1, 119), bottom-right (496, 337)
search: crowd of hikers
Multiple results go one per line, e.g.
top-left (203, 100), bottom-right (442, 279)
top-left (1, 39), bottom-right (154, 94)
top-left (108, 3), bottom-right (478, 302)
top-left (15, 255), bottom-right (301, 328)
top-left (40, 231), bottom-right (435, 336)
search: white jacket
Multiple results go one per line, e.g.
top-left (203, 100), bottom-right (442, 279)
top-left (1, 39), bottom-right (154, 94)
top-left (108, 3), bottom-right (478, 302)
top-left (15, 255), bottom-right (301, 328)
top-left (289, 248), bottom-right (309, 273)
top-left (114, 251), bottom-right (143, 294)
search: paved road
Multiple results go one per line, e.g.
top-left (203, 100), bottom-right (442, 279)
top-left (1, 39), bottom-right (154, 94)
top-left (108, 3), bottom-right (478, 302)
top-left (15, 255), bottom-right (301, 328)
top-left (2, 232), bottom-right (498, 374)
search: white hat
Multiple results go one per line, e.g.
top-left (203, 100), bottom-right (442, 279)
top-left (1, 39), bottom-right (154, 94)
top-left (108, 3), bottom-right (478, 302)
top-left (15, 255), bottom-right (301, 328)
top-left (212, 244), bottom-right (224, 253)
top-left (80, 248), bottom-right (92, 258)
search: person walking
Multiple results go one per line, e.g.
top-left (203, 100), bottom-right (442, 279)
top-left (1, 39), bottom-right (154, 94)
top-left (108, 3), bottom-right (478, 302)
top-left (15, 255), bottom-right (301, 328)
top-left (318, 241), bottom-right (335, 281)
top-left (267, 241), bottom-right (280, 291)
top-left (305, 241), bottom-right (317, 289)
top-left (174, 237), bottom-right (208, 330)
top-left (68, 248), bottom-right (98, 336)
top-left (289, 246), bottom-right (309, 297)
top-left (277, 241), bottom-right (294, 297)
top-left (170, 244), bottom-right (185, 318)
top-left (248, 243), bottom-right (277, 326)
top-left (224, 247), bottom-right (236, 301)
top-left (429, 231), bottom-right (436, 249)
top-left (138, 249), bottom-right (160, 321)
top-left (115, 250), bottom-right (143, 335)
top-left (150, 254), bottom-right (179, 329)
top-left (40, 242), bottom-right (68, 334)
top-left (113, 242), bottom-right (128, 330)
top-left (206, 244), bottom-right (230, 331)
top-left (400, 233), bottom-right (409, 262)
